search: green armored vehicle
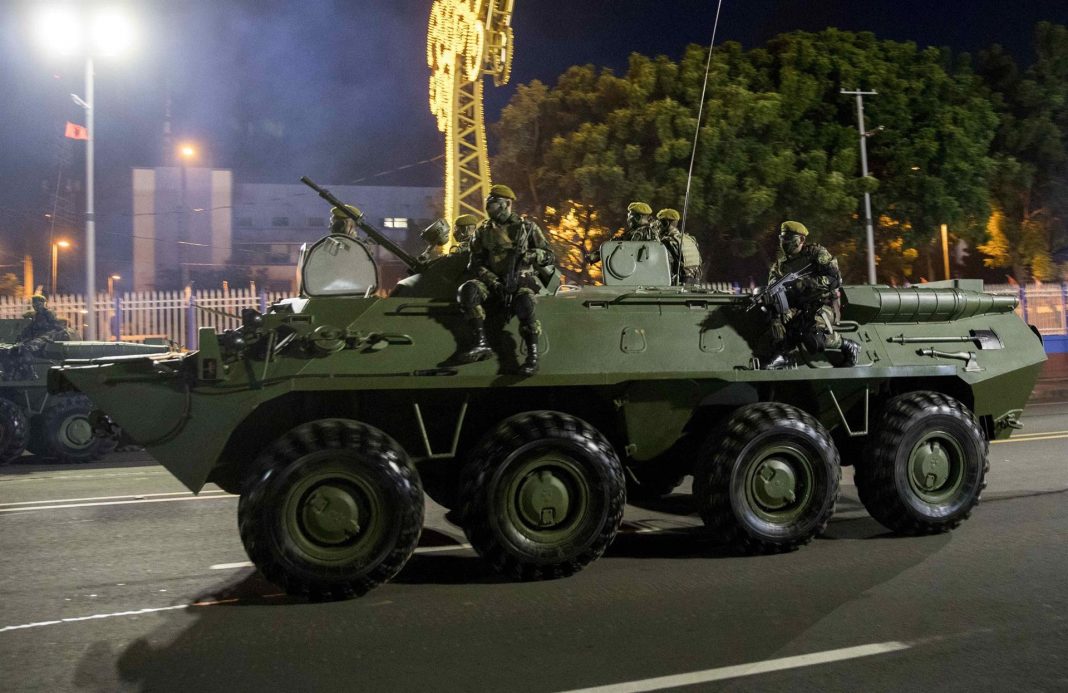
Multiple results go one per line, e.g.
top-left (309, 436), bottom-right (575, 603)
top-left (0, 317), bottom-right (171, 465)
top-left (50, 184), bottom-right (1046, 599)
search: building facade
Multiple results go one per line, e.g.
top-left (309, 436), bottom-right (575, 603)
top-left (132, 167), bottom-right (443, 292)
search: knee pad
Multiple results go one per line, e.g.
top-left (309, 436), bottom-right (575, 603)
top-left (457, 281), bottom-right (484, 311)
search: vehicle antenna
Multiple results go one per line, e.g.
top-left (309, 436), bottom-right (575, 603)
top-left (679, 0), bottom-right (725, 281)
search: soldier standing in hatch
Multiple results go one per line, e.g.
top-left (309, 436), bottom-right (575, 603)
top-left (450, 214), bottom-right (478, 254)
top-left (457, 184), bottom-right (556, 376)
top-left (329, 204), bottom-right (363, 238)
top-left (656, 208), bottom-right (702, 284)
top-left (616, 201), bottom-right (658, 241)
top-left (765, 221), bottom-right (860, 368)
top-left (20, 294), bottom-right (67, 345)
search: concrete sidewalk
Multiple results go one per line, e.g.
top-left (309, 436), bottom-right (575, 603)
top-left (1031, 352), bottom-right (1068, 404)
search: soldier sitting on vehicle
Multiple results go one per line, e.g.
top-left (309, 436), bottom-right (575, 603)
top-left (764, 221), bottom-right (861, 369)
top-left (656, 208), bottom-right (702, 284)
top-left (416, 219), bottom-right (451, 264)
top-left (450, 214), bottom-right (478, 254)
top-left (1, 294), bottom-right (68, 381)
top-left (457, 184), bottom-right (556, 376)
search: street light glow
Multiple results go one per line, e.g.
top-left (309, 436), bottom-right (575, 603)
top-left (36, 6), bottom-right (82, 56)
top-left (179, 144), bottom-right (197, 160)
top-left (91, 8), bottom-right (135, 56)
top-left (56, 240), bottom-right (71, 249)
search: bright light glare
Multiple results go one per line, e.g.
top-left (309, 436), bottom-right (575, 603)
top-left (91, 9), bottom-right (135, 56)
top-left (56, 240), bottom-right (71, 248)
top-left (179, 145), bottom-right (196, 159)
top-left (36, 7), bottom-right (82, 57)
top-left (110, 274), bottom-right (121, 280)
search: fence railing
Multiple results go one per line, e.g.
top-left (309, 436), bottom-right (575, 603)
top-left (985, 283), bottom-right (1068, 336)
top-left (2, 281), bottom-right (1064, 350)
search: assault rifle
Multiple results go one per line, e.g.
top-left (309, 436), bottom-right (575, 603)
top-left (500, 221), bottom-right (532, 311)
top-left (747, 266), bottom-right (813, 319)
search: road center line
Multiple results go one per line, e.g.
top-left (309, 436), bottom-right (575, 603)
top-left (992, 432), bottom-right (1068, 444)
top-left (557, 641), bottom-right (911, 693)
top-left (208, 543), bottom-right (476, 570)
top-left (0, 494), bottom-right (236, 514)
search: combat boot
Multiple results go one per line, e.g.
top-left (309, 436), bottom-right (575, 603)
top-left (458, 320), bottom-right (493, 363)
top-left (763, 353), bottom-right (792, 370)
top-left (518, 336), bottom-right (539, 376)
top-left (840, 339), bottom-right (861, 367)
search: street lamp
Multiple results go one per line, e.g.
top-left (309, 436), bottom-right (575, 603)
top-left (51, 240), bottom-right (71, 297)
top-left (107, 273), bottom-right (121, 295)
top-left (35, 5), bottom-right (136, 339)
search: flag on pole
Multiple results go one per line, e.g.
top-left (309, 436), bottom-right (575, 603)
top-left (64, 122), bottom-right (88, 140)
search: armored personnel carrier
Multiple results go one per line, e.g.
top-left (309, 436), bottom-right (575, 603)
top-left (0, 318), bottom-right (171, 465)
top-left (50, 182), bottom-right (1046, 599)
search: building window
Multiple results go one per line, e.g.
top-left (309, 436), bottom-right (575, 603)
top-left (271, 216), bottom-right (289, 227)
top-left (383, 217), bottom-right (408, 229)
top-left (237, 217), bottom-right (253, 227)
top-left (307, 216), bottom-right (325, 228)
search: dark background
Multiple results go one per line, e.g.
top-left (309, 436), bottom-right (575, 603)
top-left (0, 0), bottom-right (1064, 286)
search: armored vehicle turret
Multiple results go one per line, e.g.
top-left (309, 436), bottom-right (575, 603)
top-left (51, 183), bottom-right (1046, 599)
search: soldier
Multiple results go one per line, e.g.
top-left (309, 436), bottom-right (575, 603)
top-left (450, 214), bottom-right (478, 254)
top-left (329, 204), bottom-right (363, 238)
top-left (20, 294), bottom-right (67, 345)
top-left (656, 208), bottom-right (702, 284)
top-left (617, 201), bottom-right (658, 241)
top-left (765, 221), bottom-right (860, 368)
top-left (416, 219), bottom-right (451, 264)
top-left (457, 184), bottom-right (556, 376)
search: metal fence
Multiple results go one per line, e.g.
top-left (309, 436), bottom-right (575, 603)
top-left (0, 288), bottom-right (290, 349)
top-left (2, 281), bottom-right (1063, 350)
top-left (986, 283), bottom-right (1068, 336)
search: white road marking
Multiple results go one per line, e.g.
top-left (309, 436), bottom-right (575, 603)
top-left (0, 490), bottom-right (228, 508)
top-left (0, 602), bottom-right (233, 634)
top-left (0, 494), bottom-right (236, 514)
top-left (557, 641), bottom-right (911, 693)
top-left (208, 542), bottom-right (475, 570)
top-left (992, 432), bottom-right (1068, 444)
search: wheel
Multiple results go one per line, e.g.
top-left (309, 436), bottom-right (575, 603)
top-left (0, 398), bottom-right (29, 465)
top-left (27, 393), bottom-right (117, 463)
top-left (855, 391), bottom-right (987, 534)
top-left (238, 419), bottom-right (424, 600)
top-left (459, 411), bottom-right (626, 580)
top-left (694, 403), bottom-right (840, 553)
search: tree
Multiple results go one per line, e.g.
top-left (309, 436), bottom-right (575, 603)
top-left (976, 22), bottom-right (1068, 281)
top-left (493, 30), bottom-right (998, 284)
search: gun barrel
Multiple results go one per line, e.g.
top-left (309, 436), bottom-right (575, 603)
top-left (301, 177), bottom-right (423, 272)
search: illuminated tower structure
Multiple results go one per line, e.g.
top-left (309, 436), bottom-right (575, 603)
top-left (427, 0), bottom-right (514, 223)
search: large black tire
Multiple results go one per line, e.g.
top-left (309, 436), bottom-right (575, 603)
top-left (855, 391), bottom-right (987, 534)
top-left (27, 393), bottom-right (117, 463)
top-left (0, 398), bottom-right (29, 465)
top-left (694, 403), bottom-right (840, 554)
top-left (459, 411), bottom-right (626, 580)
top-left (238, 419), bottom-right (424, 600)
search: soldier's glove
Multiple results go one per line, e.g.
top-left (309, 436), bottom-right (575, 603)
top-left (770, 319), bottom-right (787, 343)
top-left (794, 277), bottom-right (816, 293)
top-left (522, 249), bottom-right (542, 265)
top-left (490, 280), bottom-right (505, 297)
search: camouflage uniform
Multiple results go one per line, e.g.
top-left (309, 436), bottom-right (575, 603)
top-left (656, 209), bottom-right (702, 284)
top-left (1, 296), bottom-right (66, 381)
top-left (616, 201), bottom-right (658, 241)
top-left (766, 221), bottom-right (859, 367)
top-left (458, 185), bottom-right (555, 375)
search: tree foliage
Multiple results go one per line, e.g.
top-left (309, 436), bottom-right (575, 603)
top-left (493, 28), bottom-right (1008, 283)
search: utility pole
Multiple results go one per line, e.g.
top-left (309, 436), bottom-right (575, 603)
top-left (842, 88), bottom-right (878, 285)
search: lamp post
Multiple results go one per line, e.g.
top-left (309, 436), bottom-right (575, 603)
top-left (107, 273), bottom-right (121, 296)
top-left (51, 240), bottom-right (71, 297)
top-left (36, 6), bottom-right (136, 339)
top-left (842, 88), bottom-right (879, 285)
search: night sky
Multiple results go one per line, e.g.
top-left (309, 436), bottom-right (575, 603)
top-left (0, 0), bottom-right (1065, 279)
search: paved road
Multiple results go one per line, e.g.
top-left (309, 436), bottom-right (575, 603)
top-left (1, 401), bottom-right (1065, 692)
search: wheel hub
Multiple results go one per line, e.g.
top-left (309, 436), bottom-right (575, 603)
top-left (516, 470), bottom-right (570, 528)
top-left (911, 441), bottom-right (951, 491)
top-left (61, 416), bottom-right (94, 448)
top-left (301, 485), bottom-right (361, 545)
top-left (752, 458), bottom-right (798, 510)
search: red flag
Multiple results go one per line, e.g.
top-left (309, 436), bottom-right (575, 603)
top-left (65, 122), bottom-right (88, 140)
